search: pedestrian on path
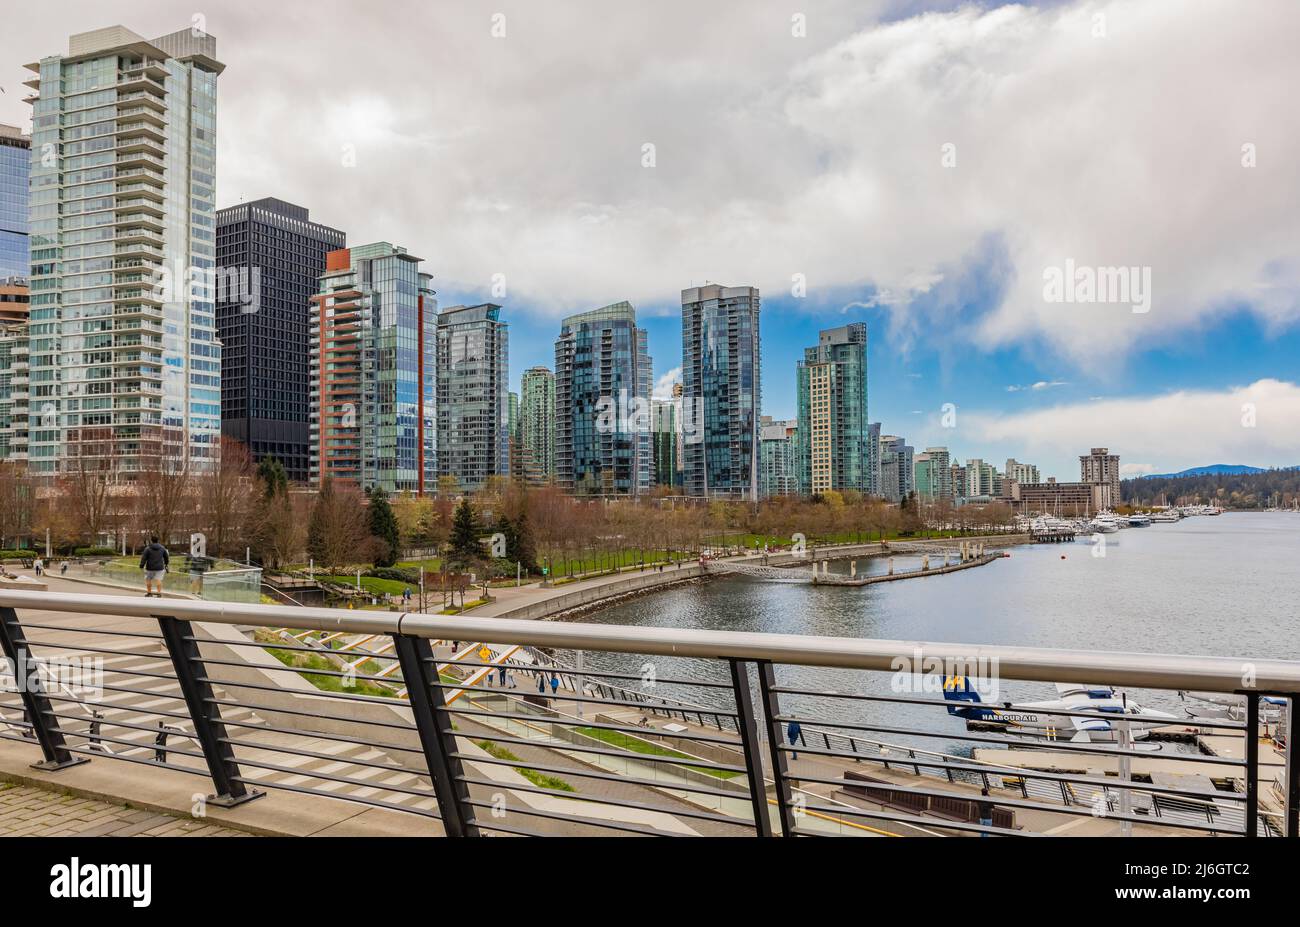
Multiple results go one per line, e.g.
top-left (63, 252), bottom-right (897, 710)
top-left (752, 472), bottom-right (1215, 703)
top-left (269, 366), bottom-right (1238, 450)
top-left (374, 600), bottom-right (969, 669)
top-left (977, 788), bottom-right (995, 837)
top-left (498, 665), bottom-right (508, 686)
top-left (153, 721), bottom-right (172, 763)
top-left (139, 536), bottom-right (170, 597)
top-left (88, 711), bottom-right (104, 752)
top-left (787, 720), bottom-right (805, 760)
top-left (60, 561), bottom-right (68, 576)
top-left (33, 557), bottom-right (44, 576)
top-left (550, 673), bottom-right (560, 695)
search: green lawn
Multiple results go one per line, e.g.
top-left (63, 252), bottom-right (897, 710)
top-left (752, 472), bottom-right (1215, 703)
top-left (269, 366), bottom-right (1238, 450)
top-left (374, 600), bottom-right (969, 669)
top-left (576, 726), bottom-right (739, 779)
top-left (318, 574), bottom-right (414, 596)
top-left (473, 740), bottom-right (574, 792)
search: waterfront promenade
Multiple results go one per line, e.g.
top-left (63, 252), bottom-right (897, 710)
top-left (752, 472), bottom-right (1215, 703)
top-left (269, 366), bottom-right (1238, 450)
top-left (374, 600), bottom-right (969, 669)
top-left (2, 532), bottom-right (1232, 839)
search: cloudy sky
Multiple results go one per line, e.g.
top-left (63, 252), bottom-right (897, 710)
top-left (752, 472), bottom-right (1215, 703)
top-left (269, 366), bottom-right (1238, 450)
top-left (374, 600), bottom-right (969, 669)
top-left (4, 0), bottom-right (1298, 479)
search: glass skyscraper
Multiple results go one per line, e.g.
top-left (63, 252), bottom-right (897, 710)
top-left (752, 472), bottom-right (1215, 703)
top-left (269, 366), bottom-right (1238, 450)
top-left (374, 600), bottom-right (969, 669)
top-left (25, 25), bottom-right (223, 477)
top-left (0, 125), bottom-right (30, 280)
top-left (436, 303), bottom-right (509, 493)
top-left (308, 242), bottom-right (436, 494)
top-left (795, 323), bottom-right (870, 496)
top-left (554, 301), bottom-right (652, 496)
top-left (519, 365), bottom-right (555, 484)
top-left (217, 198), bottom-right (345, 482)
top-left (681, 284), bottom-right (760, 499)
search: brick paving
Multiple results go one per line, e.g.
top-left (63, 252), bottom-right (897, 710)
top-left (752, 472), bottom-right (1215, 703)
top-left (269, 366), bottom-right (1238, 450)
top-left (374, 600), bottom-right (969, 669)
top-left (0, 782), bottom-right (251, 837)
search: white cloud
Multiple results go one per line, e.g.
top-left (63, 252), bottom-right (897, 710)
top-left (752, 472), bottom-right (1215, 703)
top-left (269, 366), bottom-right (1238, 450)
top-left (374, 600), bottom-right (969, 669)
top-left (653, 367), bottom-right (682, 399)
top-left (4, 0), bottom-right (1296, 365)
top-left (966, 379), bottom-right (1300, 475)
top-left (1007, 380), bottom-right (1067, 392)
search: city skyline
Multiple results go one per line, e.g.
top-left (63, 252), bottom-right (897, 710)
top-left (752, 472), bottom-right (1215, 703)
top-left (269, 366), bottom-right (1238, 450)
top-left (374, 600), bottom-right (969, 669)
top-left (2, 2), bottom-right (1298, 481)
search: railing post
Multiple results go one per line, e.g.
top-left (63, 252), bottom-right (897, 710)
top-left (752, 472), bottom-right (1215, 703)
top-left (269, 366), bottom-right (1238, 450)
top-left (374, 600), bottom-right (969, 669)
top-left (391, 633), bottom-right (478, 837)
top-left (0, 606), bottom-right (87, 770)
top-left (756, 660), bottom-right (797, 837)
top-left (728, 659), bottom-right (773, 837)
top-left (1287, 695), bottom-right (1300, 838)
top-left (1245, 692), bottom-right (1259, 837)
top-left (156, 616), bottom-right (262, 806)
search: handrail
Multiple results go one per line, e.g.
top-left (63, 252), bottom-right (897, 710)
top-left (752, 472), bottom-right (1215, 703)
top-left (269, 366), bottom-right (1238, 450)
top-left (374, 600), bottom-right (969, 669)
top-left (3, 589), bottom-right (1299, 693)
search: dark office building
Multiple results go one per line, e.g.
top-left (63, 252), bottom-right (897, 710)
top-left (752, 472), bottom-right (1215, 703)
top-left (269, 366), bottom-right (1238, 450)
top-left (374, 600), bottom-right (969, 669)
top-left (216, 198), bottom-right (345, 481)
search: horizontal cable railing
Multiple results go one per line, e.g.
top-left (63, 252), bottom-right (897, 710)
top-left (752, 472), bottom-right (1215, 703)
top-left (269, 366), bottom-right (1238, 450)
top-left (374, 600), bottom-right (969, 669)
top-left (0, 588), bottom-right (1295, 838)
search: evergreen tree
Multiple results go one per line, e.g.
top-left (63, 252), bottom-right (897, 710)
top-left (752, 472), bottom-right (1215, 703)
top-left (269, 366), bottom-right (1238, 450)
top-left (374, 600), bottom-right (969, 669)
top-left (367, 486), bottom-right (401, 567)
top-left (510, 510), bottom-right (539, 573)
top-left (256, 456), bottom-right (288, 500)
top-left (448, 497), bottom-right (481, 565)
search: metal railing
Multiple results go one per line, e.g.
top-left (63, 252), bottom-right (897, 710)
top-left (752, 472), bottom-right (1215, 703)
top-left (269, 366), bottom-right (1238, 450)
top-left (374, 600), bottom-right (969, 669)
top-left (0, 589), bottom-right (1296, 837)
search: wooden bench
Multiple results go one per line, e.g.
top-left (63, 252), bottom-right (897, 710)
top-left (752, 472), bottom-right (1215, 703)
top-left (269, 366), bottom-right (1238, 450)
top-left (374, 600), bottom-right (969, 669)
top-left (842, 770), bottom-right (1017, 830)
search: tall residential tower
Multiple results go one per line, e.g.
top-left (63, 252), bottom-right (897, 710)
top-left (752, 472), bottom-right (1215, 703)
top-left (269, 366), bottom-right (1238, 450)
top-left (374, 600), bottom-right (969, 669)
top-left (681, 284), bottom-right (760, 499)
top-left (436, 303), bottom-right (509, 493)
top-left (794, 323), bottom-right (870, 496)
top-left (308, 243), bottom-right (436, 494)
top-left (24, 25), bottom-right (224, 477)
top-left (554, 301), bottom-right (652, 495)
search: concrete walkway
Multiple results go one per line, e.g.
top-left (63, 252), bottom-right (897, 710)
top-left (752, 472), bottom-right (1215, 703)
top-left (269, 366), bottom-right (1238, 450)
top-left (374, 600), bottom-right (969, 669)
top-left (0, 780), bottom-right (249, 837)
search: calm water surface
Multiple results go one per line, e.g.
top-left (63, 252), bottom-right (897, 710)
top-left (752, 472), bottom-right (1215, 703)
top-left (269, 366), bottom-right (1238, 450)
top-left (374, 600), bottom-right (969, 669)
top-left (565, 513), bottom-right (1300, 751)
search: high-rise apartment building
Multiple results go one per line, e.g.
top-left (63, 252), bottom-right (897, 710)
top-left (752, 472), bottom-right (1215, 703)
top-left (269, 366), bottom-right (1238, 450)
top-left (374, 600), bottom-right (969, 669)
top-left (1080, 447), bottom-right (1121, 503)
top-left (878, 434), bottom-right (914, 502)
top-left (1004, 458), bottom-right (1040, 487)
top-left (0, 279), bottom-right (31, 462)
top-left (795, 323), bottom-right (870, 495)
top-left (217, 198), bottom-right (344, 481)
top-left (554, 301), bottom-right (652, 495)
top-left (519, 366), bottom-right (555, 484)
top-left (963, 458), bottom-right (996, 498)
top-left (681, 284), bottom-right (760, 499)
top-left (436, 303), bottom-right (509, 493)
top-left (759, 416), bottom-right (797, 497)
top-left (25, 26), bottom-right (224, 477)
top-left (0, 126), bottom-right (30, 279)
top-left (308, 243), bottom-right (436, 494)
top-left (914, 446), bottom-right (952, 499)
top-left (652, 399), bottom-right (680, 490)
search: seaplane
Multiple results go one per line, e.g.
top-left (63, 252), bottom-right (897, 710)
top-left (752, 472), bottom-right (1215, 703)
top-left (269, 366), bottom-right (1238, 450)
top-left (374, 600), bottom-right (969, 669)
top-left (943, 678), bottom-right (1177, 742)
top-left (1178, 690), bottom-right (1287, 723)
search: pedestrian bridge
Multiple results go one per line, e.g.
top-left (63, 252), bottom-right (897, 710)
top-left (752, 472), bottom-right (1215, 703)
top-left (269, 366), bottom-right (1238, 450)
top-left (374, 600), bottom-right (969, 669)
top-left (0, 588), bottom-right (1294, 838)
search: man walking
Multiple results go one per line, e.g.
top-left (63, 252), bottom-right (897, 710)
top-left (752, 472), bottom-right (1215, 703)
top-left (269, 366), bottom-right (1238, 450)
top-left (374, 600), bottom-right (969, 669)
top-left (139, 536), bottom-right (170, 598)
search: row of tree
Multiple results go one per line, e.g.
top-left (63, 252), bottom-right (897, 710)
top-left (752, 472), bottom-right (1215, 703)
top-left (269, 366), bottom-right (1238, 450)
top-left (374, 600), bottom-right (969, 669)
top-left (0, 440), bottom-right (1018, 572)
top-left (1122, 468), bottom-right (1300, 509)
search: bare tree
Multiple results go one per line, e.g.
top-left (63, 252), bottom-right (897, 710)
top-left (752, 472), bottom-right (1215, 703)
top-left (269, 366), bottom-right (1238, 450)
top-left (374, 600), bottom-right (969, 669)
top-left (307, 479), bottom-right (371, 571)
top-left (59, 447), bottom-right (120, 548)
top-left (0, 462), bottom-right (35, 549)
top-left (198, 437), bottom-right (254, 557)
top-left (134, 453), bottom-right (195, 545)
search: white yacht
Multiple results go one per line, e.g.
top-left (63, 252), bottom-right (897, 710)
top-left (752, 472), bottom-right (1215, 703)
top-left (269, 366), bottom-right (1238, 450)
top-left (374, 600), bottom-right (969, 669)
top-left (1089, 511), bottom-right (1122, 533)
top-left (1126, 513), bottom-right (1152, 527)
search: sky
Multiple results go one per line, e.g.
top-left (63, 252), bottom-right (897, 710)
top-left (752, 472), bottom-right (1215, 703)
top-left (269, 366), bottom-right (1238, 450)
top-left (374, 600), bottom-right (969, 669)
top-left (3, 0), bottom-right (1298, 480)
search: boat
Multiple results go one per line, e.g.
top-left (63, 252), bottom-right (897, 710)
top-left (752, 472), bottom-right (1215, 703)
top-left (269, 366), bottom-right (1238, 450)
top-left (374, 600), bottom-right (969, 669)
top-left (1178, 691), bottom-right (1286, 723)
top-left (944, 678), bottom-right (1177, 742)
top-left (1149, 510), bottom-right (1180, 523)
top-left (1126, 513), bottom-right (1151, 527)
top-left (1089, 511), bottom-right (1122, 533)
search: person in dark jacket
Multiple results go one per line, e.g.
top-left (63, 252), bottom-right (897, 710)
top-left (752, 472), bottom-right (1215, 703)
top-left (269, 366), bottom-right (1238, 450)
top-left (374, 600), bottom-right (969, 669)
top-left (977, 788), bottom-right (996, 837)
top-left (139, 536), bottom-right (170, 598)
top-left (787, 720), bottom-right (806, 760)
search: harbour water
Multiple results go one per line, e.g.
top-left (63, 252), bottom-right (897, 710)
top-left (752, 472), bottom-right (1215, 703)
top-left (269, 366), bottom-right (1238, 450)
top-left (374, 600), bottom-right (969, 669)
top-left (565, 512), bottom-right (1300, 750)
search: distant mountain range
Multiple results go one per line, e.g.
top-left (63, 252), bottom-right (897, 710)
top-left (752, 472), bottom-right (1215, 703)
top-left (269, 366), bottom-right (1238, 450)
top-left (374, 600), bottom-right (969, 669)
top-left (1139, 464), bottom-right (1270, 479)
